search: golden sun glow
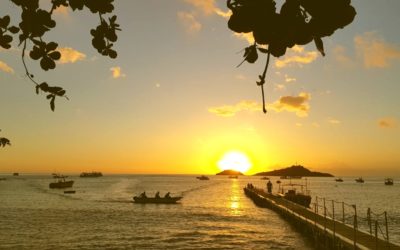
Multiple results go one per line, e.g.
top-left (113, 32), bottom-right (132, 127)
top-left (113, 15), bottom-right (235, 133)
top-left (217, 151), bottom-right (252, 173)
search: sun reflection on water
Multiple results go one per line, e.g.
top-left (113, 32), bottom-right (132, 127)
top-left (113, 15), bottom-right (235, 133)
top-left (228, 179), bottom-right (242, 216)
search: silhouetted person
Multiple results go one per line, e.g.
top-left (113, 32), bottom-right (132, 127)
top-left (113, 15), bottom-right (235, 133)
top-left (140, 192), bottom-right (147, 198)
top-left (164, 192), bottom-right (171, 198)
top-left (155, 191), bottom-right (160, 198)
top-left (267, 180), bottom-right (272, 193)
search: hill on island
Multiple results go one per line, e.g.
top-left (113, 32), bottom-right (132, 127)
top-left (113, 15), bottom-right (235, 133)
top-left (254, 165), bottom-right (333, 177)
top-left (216, 169), bottom-right (244, 175)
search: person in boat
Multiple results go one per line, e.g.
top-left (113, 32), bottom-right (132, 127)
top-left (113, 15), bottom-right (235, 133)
top-left (155, 191), bottom-right (160, 198)
top-left (164, 192), bottom-right (171, 198)
top-left (267, 180), bottom-right (272, 193)
top-left (140, 192), bottom-right (147, 198)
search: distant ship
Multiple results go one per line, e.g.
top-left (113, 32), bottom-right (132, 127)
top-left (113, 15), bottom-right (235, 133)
top-left (260, 177), bottom-right (269, 180)
top-left (385, 178), bottom-right (394, 185)
top-left (80, 172), bottom-right (103, 177)
top-left (355, 177), bottom-right (364, 183)
top-left (49, 174), bottom-right (74, 189)
top-left (229, 175), bottom-right (238, 179)
top-left (335, 178), bottom-right (344, 182)
top-left (13, 173), bottom-right (19, 176)
top-left (196, 175), bottom-right (209, 180)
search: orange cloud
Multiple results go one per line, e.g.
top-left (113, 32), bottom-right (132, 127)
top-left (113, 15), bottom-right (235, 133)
top-left (54, 5), bottom-right (69, 17)
top-left (233, 32), bottom-right (255, 44)
top-left (184, 0), bottom-right (230, 18)
top-left (177, 12), bottom-right (202, 34)
top-left (0, 60), bottom-right (14, 74)
top-left (208, 100), bottom-right (262, 117)
top-left (58, 47), bottom-right (86, 64)
top-left (355, 32), bottom-right (400, 68)
top-left (268, 92), bottom-right (311, 117)
top-left (110, 67), bottom-right (126, 79)
top-left (378, 117), bottom-right (397, 129)
top-left (275, 46), bottom-right (318, 68)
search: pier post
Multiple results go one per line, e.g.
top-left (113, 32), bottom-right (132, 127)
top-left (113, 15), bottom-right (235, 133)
top-left (353, 205), bottom-right (357, 250)
top-left (316, 196), bottom-right (318, 214)
top-left (375, 220), bottom-right (378, 250)
top-left (384, 211), bottom-right (389, 245)
top-left (342, 202), bottom-right (345, 224)
top-left (324, 198), bottom-right (327, 232)
top-left (332, 200), bottom-right (336, 246)
top-left (367, 208), bottom-right (372, 235)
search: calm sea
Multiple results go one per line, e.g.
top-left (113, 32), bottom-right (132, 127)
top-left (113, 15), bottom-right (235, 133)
top-left (0, 175), bottom-right (399, 249)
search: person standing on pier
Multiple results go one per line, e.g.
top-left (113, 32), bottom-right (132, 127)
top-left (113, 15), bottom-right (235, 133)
top-left (267, 180), bottom-right (272, 193)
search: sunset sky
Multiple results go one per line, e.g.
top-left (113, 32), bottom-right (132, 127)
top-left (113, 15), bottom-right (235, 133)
top-left (1, 0), bottom-right (400, 176)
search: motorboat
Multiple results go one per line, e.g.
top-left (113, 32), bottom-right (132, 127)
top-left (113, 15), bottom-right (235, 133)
top-left (196, 175), bottom-right (209, 180)
top-left (261, 176), bottom-right (269, 180)
top-left (335, 178), bottom-right (343, 182)
top-left (229, 175), bottom-right (238, 179)
top-left (133, 195), bottom-right (182, 204)
top-left (279, 183), bottom-right (311, 208)
top-left (64, 190), bottom-right (76, 194)
top-left (13, 173), bottom-right (19, 176)
top-left (385, 178), bottom-right (394, 185)
top-left (355, 177), bottom-right (364, 183)
top-left (49, 174), bottom-right (74, 189)
top-left (80, 172), bottom-right (103, 177)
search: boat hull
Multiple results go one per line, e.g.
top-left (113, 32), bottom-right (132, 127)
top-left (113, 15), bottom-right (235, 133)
top-left (49, 181), bottom-right (74, 189)
top-left (133, 196), bottom-right (182, 204)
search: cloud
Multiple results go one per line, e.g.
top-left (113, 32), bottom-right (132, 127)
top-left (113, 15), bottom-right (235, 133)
top-left (275, 46), bottom-right (318, 68)
top-left (233, 32), bottom-right (255, 44)
top-left (268, 92), bottom-right (311, 117)
top-left (58, 47), bottom-right (86, 64)
top-left (177, 12), bottom-right (202, 34)
top-left (355, 32), bottom-right (400, 68)
top-left (183, 0), bottom-right (230, 18)
top-left (110, 67), bottom-right (126, 79)
top-left (333, 45), bottom-right (354, 67)
top-left (208, 100), bottom-right (262, 117)
top-left (0, 61), bottom-right (14, 74)
top-left (285, 74), bottom-right (296, 83)
top-left (312, 122), bottom-right (320, 128)
top-left (328, 118), bottom-right (341, 125)
top-left (54, 5), bottom-right (69, 17)
top-left (378, 117), bottom-right (397, 129)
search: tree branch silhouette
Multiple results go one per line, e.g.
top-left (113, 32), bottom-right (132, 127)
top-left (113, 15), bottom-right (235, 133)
top-left (0, 130), bottom-right (11, 147)
top-left (227, 0), bottom-right (356, 113)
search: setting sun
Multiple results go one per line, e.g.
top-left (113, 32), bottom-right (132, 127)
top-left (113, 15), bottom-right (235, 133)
top-left (217, 151), bottom-right (252, 173)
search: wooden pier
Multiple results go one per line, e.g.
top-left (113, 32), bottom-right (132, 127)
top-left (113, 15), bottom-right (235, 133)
top-left (244, 186), bottom-right (400, 250)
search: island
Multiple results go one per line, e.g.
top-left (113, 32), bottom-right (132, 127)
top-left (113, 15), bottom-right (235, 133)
top-left (216, 169), bottom-right (244, 176)
top-left (254, 165), bottom-right (333, 177)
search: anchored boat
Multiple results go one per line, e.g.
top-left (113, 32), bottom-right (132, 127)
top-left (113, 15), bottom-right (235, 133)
top-left (385, 178), bottom-right (394, 185)
top-left (355, 177), bottom-right (364, 183)
top-left (133, 195), bottom-right (182, 204)
top-left (196, 175), bottom-right (209, 180)
top-left (49, 174), bottom-right (74, 189)
top-left (80, 172), bottom-right (103, 177)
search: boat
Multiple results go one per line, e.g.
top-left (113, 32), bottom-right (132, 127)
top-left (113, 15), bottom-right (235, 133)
top-left (279, 183), bottom-right (311, 208)
top-left (49, 174), bottom-right (74, 189)
top-left (355, 177), bottom-right (364, 183)
top-left (229, 175), bottom-right (238, 179)
top-left (196, 175), bottom-right (209, 180)
top-left (335, 178), bottom-right (343, 182)
top-left (64, 190), bottom-right (76, 194)
top-left (385, 178), bottom-right (394, 185)
top-left (261, 176), bottom-right (269, 180)
top-left (276, 180), bottom-right (281, 184)
top-left (0, 177), bottom-right (6, 181)
top-left (13, 173), bottom-right (19, 176)
top-left (133, 195), bottom-right (183, 204)
top-left (80, 171), bottom-right (103, 177)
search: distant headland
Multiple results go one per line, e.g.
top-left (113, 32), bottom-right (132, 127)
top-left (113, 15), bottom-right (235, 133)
top-left (254, 165), bottom-right (333, 177)
top-left (216, 169), bottom-right (244, 176)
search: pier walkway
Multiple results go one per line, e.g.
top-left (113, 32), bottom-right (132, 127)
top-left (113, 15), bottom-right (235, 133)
top-left (244, 186), bottom-right (400, 250)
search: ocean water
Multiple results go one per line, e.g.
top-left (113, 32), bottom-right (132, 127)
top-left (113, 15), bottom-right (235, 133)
top-left (0, 175), bottom-right (399, 249)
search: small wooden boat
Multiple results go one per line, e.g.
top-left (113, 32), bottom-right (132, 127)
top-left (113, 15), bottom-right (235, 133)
top-left (385, 178), bottom-right (394, 185)
top-left (133, 196), bottom-right (183, 204)
top-left (335, 178), bottom-right (343, 182)
top-left (64, 190), bottom-right (76, 194)
top-left (49, 174), bottom-right (74, 189)
top-left (196, 175), bottom-right (209, 180)
top-left (355, 177), bottom-right (364, 183)
top-left (260, 176), bottom-right (269, 180)
top-left (13, 173), bottom-right (19, 176)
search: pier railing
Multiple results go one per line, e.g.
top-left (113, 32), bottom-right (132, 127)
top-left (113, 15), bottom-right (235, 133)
top-left (312, 196), bottom-right (391, 247)
top-left (245, 185), bottom-right (399, 250)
